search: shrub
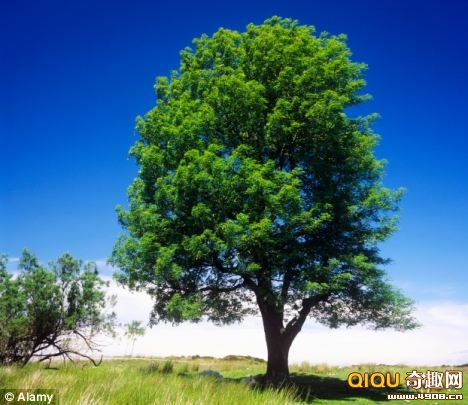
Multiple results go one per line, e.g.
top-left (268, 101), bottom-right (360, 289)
top-left (161, 360), bottom-right (174, 374)
top-left (0, 251), bottom-right (115, 366)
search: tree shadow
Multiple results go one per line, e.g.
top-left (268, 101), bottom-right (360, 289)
top-left (228, 373), bottom-right (408, 403)
top-left (144, 368), bottom-right (408, 402)
top-left (291, 373), bottom-right (406, 402)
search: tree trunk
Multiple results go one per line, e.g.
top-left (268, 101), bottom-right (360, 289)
top-left (265, 330), bottom-right (291, 385)
top-left (255, 288), bottom-right (319, 386)
top-left (259, 302), bottom-right (293, 385)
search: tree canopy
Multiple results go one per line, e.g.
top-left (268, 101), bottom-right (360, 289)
top-left (111, 17), bottom-right (417, 382)
top-left (0, 250), bottom-right (114, 366)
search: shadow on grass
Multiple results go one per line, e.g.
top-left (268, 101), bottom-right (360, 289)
top-left (138, 363), bottom-right (407, 402)
top-left (226, 373), bottom-right (408, 403)
top-left (291, 373), bottom-right (406, 402)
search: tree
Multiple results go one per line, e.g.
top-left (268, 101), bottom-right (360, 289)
top-left (124, 320), bottom-right (146, 356)
top-left (0, 250), bottom-right (115, 366)
top-left (111, 17), bottom-right (417, 384)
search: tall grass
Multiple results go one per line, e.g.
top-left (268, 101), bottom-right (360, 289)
top-left (1, 359), bottom-right (466, 404)
top-left (0, 360), bottom-right (296, 404)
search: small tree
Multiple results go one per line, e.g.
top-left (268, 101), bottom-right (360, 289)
top-left (124, 320), bottom-right (146, 356)
top-left (111, 17), bottom-right (417, 384)
top-left (0, 250), bottom-right (115, 366)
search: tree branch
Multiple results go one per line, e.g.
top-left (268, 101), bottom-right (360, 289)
top-left (36, 340), bottom-right (103, 367)
top-left (284, 294), bottom-right (329, 343)
top-left (199, 281), bottom-right (245, 293)
top-left (280, 271), bottom-right (291, 304)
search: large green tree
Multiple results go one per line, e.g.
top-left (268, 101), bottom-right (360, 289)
top-left (111, 17), bottom-right (417, 383)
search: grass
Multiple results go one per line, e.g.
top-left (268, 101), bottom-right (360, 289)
top-left (0, 357), bottom-right (466, 404)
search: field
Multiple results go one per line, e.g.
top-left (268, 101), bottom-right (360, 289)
top-left (0, 357), bottom-right (466, 404)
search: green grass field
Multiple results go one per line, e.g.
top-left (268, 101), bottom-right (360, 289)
top-left (0, 357), bottom-right (466, 404)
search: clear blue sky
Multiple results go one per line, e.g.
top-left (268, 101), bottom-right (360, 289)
top-left (1, 0), bottom-right (467, 303)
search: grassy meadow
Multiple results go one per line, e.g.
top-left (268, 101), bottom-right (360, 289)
top-left (0, 357), bottom-right (466, 404)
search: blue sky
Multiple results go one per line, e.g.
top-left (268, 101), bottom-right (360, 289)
top-left (1, 0), bottom-right (467, 304)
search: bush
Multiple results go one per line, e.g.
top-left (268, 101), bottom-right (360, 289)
top-left (161, 360), bottom-right (174, 374)
top-left (0, 251), bottom-right (115, 366)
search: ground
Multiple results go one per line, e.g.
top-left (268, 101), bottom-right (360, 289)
top-left (0, 357), bottom-right (466, 404)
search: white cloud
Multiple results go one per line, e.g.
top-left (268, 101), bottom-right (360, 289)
top-left (99, 281), bottom-right (468, 366)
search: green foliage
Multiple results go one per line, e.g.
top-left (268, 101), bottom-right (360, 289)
top-left (125, 320), bottom-right (146, 338)
top-left (0, 250), bottom-right (114, 365)
top-left (161, 360), bottom-right (174, 374)
top-left (111, 16), bottom-right (416, 340)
